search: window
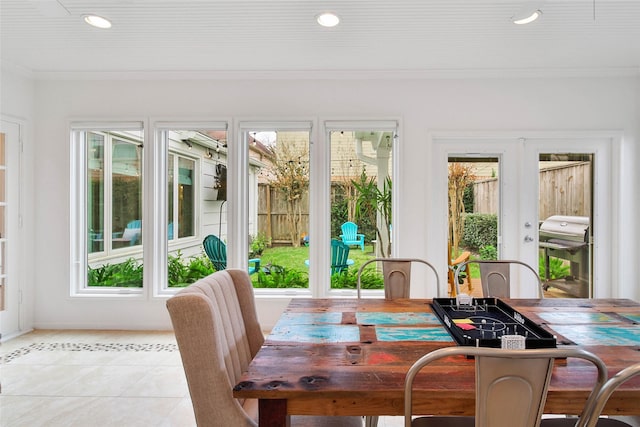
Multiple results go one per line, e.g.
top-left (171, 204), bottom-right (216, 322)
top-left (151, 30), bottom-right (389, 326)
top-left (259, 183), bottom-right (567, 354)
top-left (239, 123), bottom-right (312, 290)
top-left (158, 125), bottom-right (228, 293)
top-left (71, 119), bottom-right (399, 298)
top-left (325, 121), bottom-right (397, 295)
top-left (71, 124), bottom-right (144, 293)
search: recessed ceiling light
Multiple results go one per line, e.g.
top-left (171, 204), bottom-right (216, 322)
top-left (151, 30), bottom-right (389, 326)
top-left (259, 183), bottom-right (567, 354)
top-left (512, 9), bottom-right (542, 25)
top-left (316, 12), bottom-right (340, 27)
top-left (83, 14), bottom-right (112, 29)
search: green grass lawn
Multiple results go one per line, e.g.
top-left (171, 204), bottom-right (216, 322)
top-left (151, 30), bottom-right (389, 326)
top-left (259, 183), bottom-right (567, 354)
top-left (251, 244), bottom-right (380, 289)
top-left (257, 244), bottom-right (375, 271)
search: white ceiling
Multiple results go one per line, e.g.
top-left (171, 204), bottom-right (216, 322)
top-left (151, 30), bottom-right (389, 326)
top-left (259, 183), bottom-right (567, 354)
top-left (1, 0), bottom-right (640, 78)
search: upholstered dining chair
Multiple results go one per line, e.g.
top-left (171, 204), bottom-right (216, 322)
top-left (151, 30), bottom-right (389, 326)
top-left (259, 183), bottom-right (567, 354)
top-left (404, 346), bottom-right (608, 427)
top-left (357, 257), bottom-right (441, 299)
top-left (166, 269), bottom-right (362, 427)
top-left (454, 259), bottom-right (545, 298)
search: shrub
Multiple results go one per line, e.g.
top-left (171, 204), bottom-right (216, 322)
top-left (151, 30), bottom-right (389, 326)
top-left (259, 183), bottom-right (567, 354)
top-left (89, 252), bottom-right (214, 288)
top-left (461, 213), bottom-right (497, 251)
top-left (250, 232), bottom-right (271, 256)
top-left (88, 258), bottom-right (143, 287)
top-left (479, 245), bottom-right (497, 260)
top-left (255, 264), bottom-right (308, 288)
top-left (168, 251), bottom-right (214, 287)
top-left (330, 267), bottom-right (384, 290)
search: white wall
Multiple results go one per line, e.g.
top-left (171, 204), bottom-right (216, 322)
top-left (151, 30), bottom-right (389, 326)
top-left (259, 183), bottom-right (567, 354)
top-left (18, 74), bottom-right (640, 331)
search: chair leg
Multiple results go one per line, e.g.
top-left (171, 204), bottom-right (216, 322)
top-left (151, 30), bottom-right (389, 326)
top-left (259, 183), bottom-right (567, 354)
top-left (365, 415), bottom-right (379, 427)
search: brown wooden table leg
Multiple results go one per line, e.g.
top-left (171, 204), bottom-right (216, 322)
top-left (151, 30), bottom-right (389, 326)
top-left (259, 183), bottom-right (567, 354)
top-left (259, 399), bottom-right (288, 427)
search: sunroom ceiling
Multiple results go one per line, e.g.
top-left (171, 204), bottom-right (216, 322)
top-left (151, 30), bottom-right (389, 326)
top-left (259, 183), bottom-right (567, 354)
top-left (1, 0), bottom-right (640, 77)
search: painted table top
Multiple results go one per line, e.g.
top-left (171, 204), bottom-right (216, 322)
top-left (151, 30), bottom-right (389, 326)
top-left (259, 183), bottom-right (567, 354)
top-left (234, 298), bottom-right (640, 426)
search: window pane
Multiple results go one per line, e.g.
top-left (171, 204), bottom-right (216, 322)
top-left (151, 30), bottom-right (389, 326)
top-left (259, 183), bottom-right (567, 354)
top-left (330, 129), bottom-right (393, 291)
top-left (166, 129), bottom-right (224, 288)
top-left (177, 157), bottom-right (195, 238)
top-left (88, 132), bottom-right (104, 254)
top-left (447, 157), bottom-right (499, 297)
top-left (168, 153), bottom-right (174, 239)
top-left (538, 153), bottom-right (593, 298)
top-left (112, 139), bottom-right (142, 250)
top-left (85, 129), bottom-right (144, 289)
top-left (248, 130), bottom-right (310, 289)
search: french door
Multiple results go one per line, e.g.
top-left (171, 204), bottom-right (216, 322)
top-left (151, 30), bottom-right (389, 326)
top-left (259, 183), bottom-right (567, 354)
top-left (0, 118), bottom-right (23, 339)
top-left (435, 133), bottom-right (614, 298)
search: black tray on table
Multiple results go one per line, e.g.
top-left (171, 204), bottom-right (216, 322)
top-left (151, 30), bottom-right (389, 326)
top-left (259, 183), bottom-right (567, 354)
top-left (431, 297), bottom-right (556, 349)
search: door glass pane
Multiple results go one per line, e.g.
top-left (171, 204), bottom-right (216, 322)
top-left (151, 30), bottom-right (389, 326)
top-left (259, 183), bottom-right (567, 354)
top-left (447, 157), bottom-right (499, 297)
top-left (248, 130), bottom-right (310, 289)
top-left (330, 129), bottom-right (393, 291)
top-left (538, 153), bottom-right (593, 298)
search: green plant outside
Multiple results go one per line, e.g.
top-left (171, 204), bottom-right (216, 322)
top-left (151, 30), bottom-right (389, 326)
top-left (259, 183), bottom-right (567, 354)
top-left (88, 258), bottom-right (144, 287)
top-left (250, 232), bottom-right (271, 257)
top-left (89, 244), bottom-right (386, 289)
top-left (167, 251), bottom-right (214, 287)
top-left (539, 256), bottom-right (571, 280)
top-left (461, 213), bottom-right (498, 251)
top-left (88, 252), bottom-right (214, 288)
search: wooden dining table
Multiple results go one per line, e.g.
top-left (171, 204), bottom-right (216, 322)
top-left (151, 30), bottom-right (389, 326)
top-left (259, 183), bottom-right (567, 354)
top-left (233, 298), bottom-right (640, 426)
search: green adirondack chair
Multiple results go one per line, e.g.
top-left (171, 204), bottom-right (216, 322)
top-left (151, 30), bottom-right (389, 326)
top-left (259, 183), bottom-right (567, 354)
top-left (305, 239), bottom-right (354, 275)
top-left (202, 234), bottom-right (261, 275)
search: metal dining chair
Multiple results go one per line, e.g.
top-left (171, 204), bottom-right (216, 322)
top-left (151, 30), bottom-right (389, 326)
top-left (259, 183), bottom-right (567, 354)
top-left (357, 257), bottom-right (440, 427)
top-left (454, 259), bottom-right (545, 298)
top-left (404, 346), bottom-right (608, 427)
top-left (357, 257), bottom-right (441, 299)
top-left (582, 362), bottom-right (640, 427)
top-left (541, 361), bottom-right (640, 427)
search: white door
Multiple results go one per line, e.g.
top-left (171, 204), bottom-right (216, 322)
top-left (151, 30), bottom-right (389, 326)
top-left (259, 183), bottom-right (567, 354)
top-left (434, 133), bottom-right (614, 298)
top-left (0, 118), bottom-right (24, 339)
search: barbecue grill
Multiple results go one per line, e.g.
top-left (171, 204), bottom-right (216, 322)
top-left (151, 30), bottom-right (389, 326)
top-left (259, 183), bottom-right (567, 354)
top-left (539, 215), bottom-right (590, 298)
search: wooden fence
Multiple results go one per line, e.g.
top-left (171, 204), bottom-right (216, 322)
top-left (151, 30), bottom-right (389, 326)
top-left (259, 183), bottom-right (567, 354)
top-left (257, 184), bottom-right (309, 245)
top-left (258, 162), bottom-right (591, 245)
top-left (474, 162), bottom-right (591, 219)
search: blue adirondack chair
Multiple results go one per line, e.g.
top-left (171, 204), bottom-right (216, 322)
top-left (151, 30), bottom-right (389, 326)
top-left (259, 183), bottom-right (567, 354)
top-left (305, 239), bottom-right (354, 275)
top-left (340, 221), bottom-right (365, 251)
top-left (202, 234), bottom-right (261, 275)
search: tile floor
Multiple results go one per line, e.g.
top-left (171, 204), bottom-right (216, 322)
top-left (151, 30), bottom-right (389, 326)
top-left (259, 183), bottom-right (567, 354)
top-left (0, 330), bottom-right (405, 427)
top-left (2, 330), bottom-right (638, 427)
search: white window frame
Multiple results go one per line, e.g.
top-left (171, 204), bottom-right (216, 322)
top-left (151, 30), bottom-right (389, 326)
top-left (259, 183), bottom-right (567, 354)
top-left (321, 120), bottom-right (400, 298)
top-left (153, 121), bottom-right (229, 297)
top-left (236, 120), bottom-right (315, 296)
top-left (70, 121), bottom-right (146, 297)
